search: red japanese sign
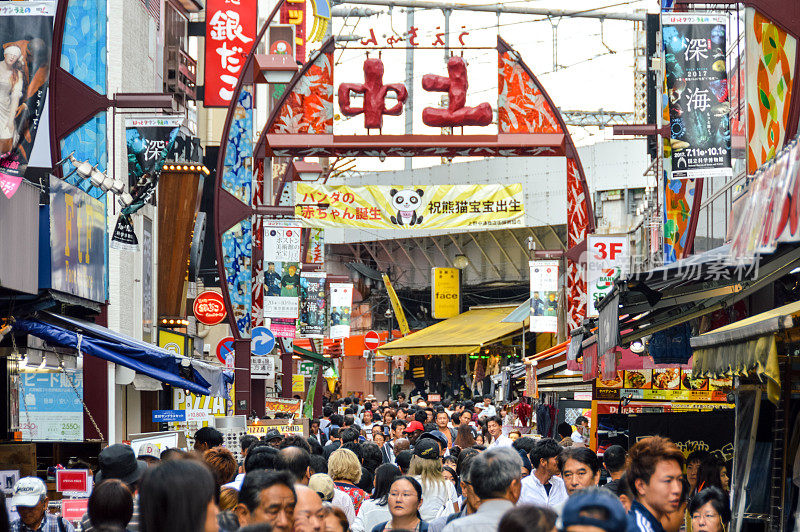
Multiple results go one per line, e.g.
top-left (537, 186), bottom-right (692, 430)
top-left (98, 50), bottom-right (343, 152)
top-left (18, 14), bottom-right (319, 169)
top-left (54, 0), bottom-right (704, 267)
top-left (56, 469), bottom-right (91, 495)
top-left (280, 0), bottom-right (306, 62)
top-left (204, 0), bottom-right (257, 107)
top-left (193, 291), bottom-right (227, 325)
top-left (61, 499), bottom-right (89, 522)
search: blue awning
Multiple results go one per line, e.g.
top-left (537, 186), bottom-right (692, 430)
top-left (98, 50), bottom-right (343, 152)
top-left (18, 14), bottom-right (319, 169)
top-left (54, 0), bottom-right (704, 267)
top-left (13, 312), bottom-right (233, 397)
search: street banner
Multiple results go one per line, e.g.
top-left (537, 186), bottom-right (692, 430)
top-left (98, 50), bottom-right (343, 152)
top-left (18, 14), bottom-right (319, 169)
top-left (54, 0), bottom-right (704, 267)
top-left (329, 283), bottom-right (353, 339)
top-left (248, 418), bottom-right (309, 437)
top-left (264, 221), bottom-right (302, 322)
top-left (303, 364), bottom-right (319, 418)
top-left (431, 267), bottom-right (460, 318)
top-left (305, 228), bottom-right (325, 264)
top-left (529, 260), bottom-right (559, 333)
top-left (204, 0), bottom-right (256, 107)
top-left (124, 116), bottom-right (184, 188)
top-left (587, 235), bottom-right (629, 317)
top-left (662, 13), bottom-right (732, 179)
top-left (382, 273), bottom-right (410, 335)
top-left (296, 183), bottom-right (525, 229)
top-left (0, 2), bottom-right (54, 199)
top-left (264, 397), bottom-right (303, 415)
top-left (299, 271), bottom-right (326, 338)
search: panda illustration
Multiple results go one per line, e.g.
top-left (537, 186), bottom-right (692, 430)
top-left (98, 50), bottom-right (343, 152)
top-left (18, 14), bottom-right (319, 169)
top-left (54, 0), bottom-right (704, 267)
top-left (389, 188), bottom-right (424, 226)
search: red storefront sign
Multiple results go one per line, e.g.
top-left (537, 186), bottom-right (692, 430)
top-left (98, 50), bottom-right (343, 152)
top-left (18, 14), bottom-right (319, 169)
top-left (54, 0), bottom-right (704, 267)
top-left (204, 0), bottom-right (257, 107)
top-left (280, 0), bottom-right (306, 62)
top-left (61, 499), bottom-right (89, 521)
top-left (56, 469), bottom-right (91, 494)
top-left (193, 291), bottom-right (227, 325)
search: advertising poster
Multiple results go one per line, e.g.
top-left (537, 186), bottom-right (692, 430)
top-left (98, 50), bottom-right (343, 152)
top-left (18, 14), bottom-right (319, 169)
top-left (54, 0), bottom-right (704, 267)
top-left (529, 260), bottom-right (559, 333)
top-left (263, 221), bottom-right (302, 324)
top-left (18, 369), bottom-right (83, 441)
top-left (124, 117), bottom-right (183, 188)
top-left (305, 228), bottom-right (325, 264)
top-left (296, 183), bottom-right (525, 229)
top-left (662, 13), bottom-right (732, 179)
top-left (204, 0), bottom-right (257, 107)
top-left (431, 267), bottom-right (460, 318)
top-left (172, 389), bottom-right (227, 428)
top-left (329, 283), bottom-right (353, 339)
top-left (49, 176), bottom-right (106, 303)
top-left (0, 2), bottom-right (54, 199)
top-left (299, 272), bottom-right (326, 338)
top-left (587, 235), bottom-right (629, 318)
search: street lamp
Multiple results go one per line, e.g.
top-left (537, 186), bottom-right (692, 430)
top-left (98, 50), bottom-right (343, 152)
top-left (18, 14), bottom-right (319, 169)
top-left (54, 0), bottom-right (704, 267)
top-left (385, 307), bottom-right (394, 341)
top-left (453, 254), bottom-right (469, 270)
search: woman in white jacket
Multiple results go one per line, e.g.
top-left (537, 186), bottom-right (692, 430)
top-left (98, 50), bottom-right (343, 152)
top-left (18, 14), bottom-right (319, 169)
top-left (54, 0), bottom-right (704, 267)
top-left (352, 464), bottom-right (402, 532)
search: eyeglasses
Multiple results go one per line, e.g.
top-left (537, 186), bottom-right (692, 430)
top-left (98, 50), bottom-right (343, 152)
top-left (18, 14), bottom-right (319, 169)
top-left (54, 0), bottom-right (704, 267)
top-left (691, 513), bottom-right (721, 522)
top-left (389, 491), bottom-right (418, 499)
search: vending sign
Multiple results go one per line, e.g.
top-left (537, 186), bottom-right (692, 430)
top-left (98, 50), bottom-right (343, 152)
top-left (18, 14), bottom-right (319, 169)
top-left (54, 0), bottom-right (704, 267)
top-left (204, 0), bottom-right (257, 107)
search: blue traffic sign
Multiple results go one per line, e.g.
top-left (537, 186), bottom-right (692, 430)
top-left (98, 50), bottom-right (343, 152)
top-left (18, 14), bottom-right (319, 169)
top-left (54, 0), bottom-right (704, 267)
top-left (152, 410), bottom-right (186, 423)
top-left (252, 327), bottom-right (275, 356)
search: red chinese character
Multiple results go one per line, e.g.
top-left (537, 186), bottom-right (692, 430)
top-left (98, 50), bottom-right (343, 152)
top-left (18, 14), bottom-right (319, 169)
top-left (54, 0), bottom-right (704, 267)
top-left (431, 26), bottom-right (445, 46)
top-left (360, 28), bottom-right (378, 46)
top-left (421, 56), bottom-right (492, 127)
top-left (338, 58), bottom-right (408, 130)
top-left (369, 208), bottom-right (381, 220)
top-left (356, 207), bottom-right (369, 219)
top-left (407, 26), bottom-right (419, 46)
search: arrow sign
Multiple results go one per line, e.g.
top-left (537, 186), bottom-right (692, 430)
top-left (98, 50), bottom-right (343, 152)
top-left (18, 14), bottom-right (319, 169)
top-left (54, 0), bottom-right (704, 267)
top-left (217, 336), bottom-right (235, 365)
top-left (252, 326), bottom-right (276, 356)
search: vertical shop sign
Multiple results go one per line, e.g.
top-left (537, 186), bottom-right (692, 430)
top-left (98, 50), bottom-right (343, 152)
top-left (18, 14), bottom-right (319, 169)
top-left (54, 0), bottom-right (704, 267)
top-left (587, 235), bottom-right (629, 318)
top-left (431, 268), bottom-right (460, 318)
top-left (124, 117), bottom-right (184, 188)
top-left (329, 283), bottom-right (353, 339)
top-left (142, 216), bottom-right (153, 341)
top-left (305, 229), bottom-right (325, 264)
top-left (302, 364), bottom-right (318, 418)
top-left (382, 273), bottom-right (410, 336)
top-left (280, 0), bottom-right (306, 63)
top-left (18, 369), bottom-right (83, 441)
top-left (662, 13), bottom-right (731, 179)
top-left (204, 0), bottom-right (256, 107)
top-left (264, 221), bottom-right (302, 335)
top-left (0, 2), bottom-right (54, 199)
top-left (529, 260), bottom-right (559, 333)
top-left (299, 271), bottom-right (326, 338)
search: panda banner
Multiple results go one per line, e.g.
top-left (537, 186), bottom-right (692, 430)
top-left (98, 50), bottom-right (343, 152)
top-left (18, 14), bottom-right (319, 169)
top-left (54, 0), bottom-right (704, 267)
top-left (294, 183), bottom-right (525, 229)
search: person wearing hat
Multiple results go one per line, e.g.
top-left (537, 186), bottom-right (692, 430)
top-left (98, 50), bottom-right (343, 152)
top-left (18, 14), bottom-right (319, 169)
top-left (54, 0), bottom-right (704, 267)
top-left (10, 476), bottom-right (75, 531)
top-left (417, 431), bottom-right (448, 457)
top-left (309, 473), bottom-right (356, 524)
top-left (264, 429), bottom-right (284, 448)
top-left (560, 487), bottom-right (629, 532)
top-left (409, 438), bottom-right (458, 522)
top-left (404, 420), bottom-right (425, 446)
top-left (81, 444), bottom-right (147, 532)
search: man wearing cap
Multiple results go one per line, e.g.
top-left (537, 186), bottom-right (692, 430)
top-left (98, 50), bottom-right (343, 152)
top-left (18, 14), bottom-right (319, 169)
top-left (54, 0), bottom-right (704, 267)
top-left (11, 476), bottom-right (75, 532)
top-left (404, 420), bottom-right (424, 446)
top-left (561, 487), bottom-right (628, 532)
top-left (265, 429), bottom-right (284, 448)
top-left (80, 444), bottom-right (147, 531)
top-left (309, 473), bottom-right (356, 524)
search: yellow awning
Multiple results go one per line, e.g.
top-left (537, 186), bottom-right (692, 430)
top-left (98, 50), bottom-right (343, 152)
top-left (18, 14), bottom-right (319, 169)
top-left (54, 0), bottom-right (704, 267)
top-left (691, 300), bottom-right (800, 404)
top-left (377, 305), bottom-right (522, 357)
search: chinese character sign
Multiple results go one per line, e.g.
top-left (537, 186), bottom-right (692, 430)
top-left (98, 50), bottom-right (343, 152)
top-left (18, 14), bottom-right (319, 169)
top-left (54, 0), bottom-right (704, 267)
top-left (587, 235), bottom-right (629, 318)
top-left (204, 0), bottom-right (256, 107)
top-left (329, 283), bottom-right (352, 339)
top-left (264, 221), bottom-right (302, 323)
top-left (530, 260), bottom-right (559, 334)
top-left (295, 183), bottom-right (524, 229)
top-left (280, 0), bottom-right (306, 62)
top-left (125, 117), bottom-right (183, 188)
top-left (19, 369), bottom-right (83, 442)
top-left (299, 272), bottom-right (326, 338)
top-left (662, 13), bottom-right (731, 179)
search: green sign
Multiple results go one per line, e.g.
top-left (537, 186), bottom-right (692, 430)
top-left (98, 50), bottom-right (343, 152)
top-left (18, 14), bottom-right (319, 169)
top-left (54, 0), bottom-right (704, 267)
top-left (300, 362), bottom-right (316, 376)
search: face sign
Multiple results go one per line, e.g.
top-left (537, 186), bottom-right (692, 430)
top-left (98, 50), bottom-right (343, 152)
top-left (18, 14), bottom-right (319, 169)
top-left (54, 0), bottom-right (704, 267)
top-left (487, 420), bottom-right (502, 438)
top-left (635, 459), bottom-right (684, 518)
top-left (237, 485), bottom-right (296, 532)
top-left (561, 458), bottom-right (600, 495)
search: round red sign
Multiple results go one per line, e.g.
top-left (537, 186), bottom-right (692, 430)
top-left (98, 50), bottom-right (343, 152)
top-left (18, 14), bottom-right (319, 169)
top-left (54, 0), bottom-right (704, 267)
top-left (193, 291), bottom-right (227, 325)
top-left (364, 330), bottom-right (381, 350)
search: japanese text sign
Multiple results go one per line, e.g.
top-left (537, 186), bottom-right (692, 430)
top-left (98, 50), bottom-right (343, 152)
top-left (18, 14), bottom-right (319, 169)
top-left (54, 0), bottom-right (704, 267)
top-left (587, 235), bottom-right (629, 318)
top-left (204, 0), bottom-right (256, 107)
top-left (431, 267), bottom-right (460, 318)
top-left (295, 183), bottom-right (524, 229)
top-left (329, 283), bottom-right (353, 339)
top-left (662, 13), bottom-right (731, 179)
top-left (529, 260), bottom-right (559, 334)
top-left (56, 469), bottom-right (91, 496)
top-left (264, 220), bottom-right (303, 320)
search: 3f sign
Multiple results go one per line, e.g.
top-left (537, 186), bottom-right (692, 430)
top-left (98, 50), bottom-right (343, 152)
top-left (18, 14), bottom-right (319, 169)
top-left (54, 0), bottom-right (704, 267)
top-left (593, 241), bottom-right (623, 260)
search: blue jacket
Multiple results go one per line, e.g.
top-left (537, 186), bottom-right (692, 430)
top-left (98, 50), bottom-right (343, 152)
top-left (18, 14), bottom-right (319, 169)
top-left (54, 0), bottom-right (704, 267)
top-left (372, 520), bottom-right (429, 532)
top-left (627, 501), bottom-right (665, 532)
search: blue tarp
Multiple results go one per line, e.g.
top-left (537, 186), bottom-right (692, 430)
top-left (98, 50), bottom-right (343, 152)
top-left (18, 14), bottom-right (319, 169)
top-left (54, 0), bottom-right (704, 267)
top-left (14, 313), bottom-right (233, 397)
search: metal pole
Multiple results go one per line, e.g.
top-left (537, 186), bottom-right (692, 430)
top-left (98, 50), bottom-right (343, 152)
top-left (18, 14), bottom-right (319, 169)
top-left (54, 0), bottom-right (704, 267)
top-left (404, 7), bottom-right (414, 171)
top-left (333, 0), bottom-right (646, 22)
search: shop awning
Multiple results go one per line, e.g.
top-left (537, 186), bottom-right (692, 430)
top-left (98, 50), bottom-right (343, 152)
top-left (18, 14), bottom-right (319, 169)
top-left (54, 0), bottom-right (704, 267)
top-left (377, 305), bottom-right (521, 357)
top-left (292, 344), bottom-right (333, 366)
top-left (13, 312), bottom-right (233, 397)
top-left (501, 299), bottom-right (530, 323)
top-left (691, 300), bottom-right (800, 404)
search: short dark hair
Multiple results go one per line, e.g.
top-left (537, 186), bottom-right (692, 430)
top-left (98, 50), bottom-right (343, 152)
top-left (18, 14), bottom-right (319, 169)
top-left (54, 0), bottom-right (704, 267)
top-left (395, 450), bottom-right (413, 474)
top-left (686, 449), bottom-right (710, 466)
top-left (140, 458), bottom-right (215, 532)
top-left (558, 447), bottom-right (600, 474)
top-left (557, 422), bottom-right (573, 439)
top-left (89, 479), bottom-right (133, 530)
top-left (239, 470), bottom-right (296, 512)
top-left (240, 435), bottom-right (259, 453)
top-left (279, 434), bottom-right (311, 453)
top-left (361, 442), bottom-right (383, 473)
top-left (603, 445), bottom-right (627, 474)
top-left (512, 436), bottom-right (536, 455)
top-left (306, 437), bottom-right (324, 456)
top-left (575, 416), bottom-right (589, 425)
top-left (414, 410), bottom-right (427, 423)
top-left (323, 407), bottom-right (334, 418)
top-left (486, 415), bottom-right (503, 426)
top-left (529, 438), bottom-right (562, 469)
top-left (688, 487), bottom-right (730, 525)
top-left (451, 412), bottom-right (461, 424)
top-left (391, 419), bottom-right (407, 431)
top-left (194, 426), bottom-right (223, 448)
top-left (309, 454), bottom-right (328, 475)
top-left (341, 442), bottom-right (363, 462)
top-left (340, 427), bottom-right (360, 444)
top-left (330, 414), bottom-right (345, 427)
top-left (627, 436), bottom-right (685, 498)
top-left (244, 445), bottom-right (279, 473)
top-left (457, 448), bottom-right (480, 480)
top-left (498, 505), bottom-right (557, 532)
top-left (275, 447), bottom-right (311, 482)
top-left (364, 402), bottom-right (372, 410)
top-left (343, 414), bottom-right (355, 426)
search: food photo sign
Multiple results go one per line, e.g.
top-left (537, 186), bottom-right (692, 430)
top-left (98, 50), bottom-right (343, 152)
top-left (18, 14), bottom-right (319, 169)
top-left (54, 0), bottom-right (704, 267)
top-left (595, 368), bottom-right (731, 401)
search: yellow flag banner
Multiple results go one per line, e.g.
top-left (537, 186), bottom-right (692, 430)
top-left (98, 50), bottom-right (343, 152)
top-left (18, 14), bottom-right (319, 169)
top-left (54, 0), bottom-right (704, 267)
top-left (382, 273), bottom-right (410, 336)
top-left (295, 183), bottom-right (525, 229)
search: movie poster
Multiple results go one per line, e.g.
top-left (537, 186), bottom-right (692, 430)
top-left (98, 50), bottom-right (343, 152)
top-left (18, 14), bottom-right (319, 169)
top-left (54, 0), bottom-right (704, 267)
top-left (329, 283), bottom-right (353, 339)
top-left (125, 116), bottom-right (183, 188)
top-left (299, 272), bottom-right (326, 338)
top-left (0, 2), bottom-right (54, 199)
top-left (662, 13), bottom-right (732, 179)
top-left (530, 260), bottom-right (559, 334)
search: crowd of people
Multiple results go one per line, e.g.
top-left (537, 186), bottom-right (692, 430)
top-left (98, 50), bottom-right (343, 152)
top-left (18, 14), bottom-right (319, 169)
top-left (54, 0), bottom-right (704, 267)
top-left (2, 396), bottom-right (732, 532)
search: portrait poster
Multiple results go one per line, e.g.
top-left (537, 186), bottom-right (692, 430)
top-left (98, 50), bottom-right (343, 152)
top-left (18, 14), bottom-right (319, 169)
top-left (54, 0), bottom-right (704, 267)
top-left (263, 220), bottom-right (303, 325)
top-left (0, 2), bottom-right (54, 199)
top-left (662, 13), bottom-right (732, 179)
top-left (329, 283), bottom-right (353, 339)
top-left (299, 272), bottom-right (326, 338)
top-left (529, 260), bottom-right (559, 333)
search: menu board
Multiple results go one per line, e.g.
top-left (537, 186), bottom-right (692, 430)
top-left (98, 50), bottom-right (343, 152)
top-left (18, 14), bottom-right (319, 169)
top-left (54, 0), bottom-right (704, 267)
top-left (596, 369), bottom-right (731, 402)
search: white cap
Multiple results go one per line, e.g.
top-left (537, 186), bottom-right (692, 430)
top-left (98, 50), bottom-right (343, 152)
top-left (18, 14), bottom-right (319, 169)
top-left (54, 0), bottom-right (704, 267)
top-left (11, 477), bottom-right (46, 507)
